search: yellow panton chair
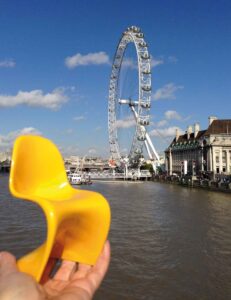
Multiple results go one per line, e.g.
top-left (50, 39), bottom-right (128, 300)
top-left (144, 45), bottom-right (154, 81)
top-left (9, 135), bottom-right (111, 283)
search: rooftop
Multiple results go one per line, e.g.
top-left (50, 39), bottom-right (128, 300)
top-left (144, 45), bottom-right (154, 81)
top-left (167, 118), bottom-right (231, 149)
top-left (205, 119), bottom-right (231, 135)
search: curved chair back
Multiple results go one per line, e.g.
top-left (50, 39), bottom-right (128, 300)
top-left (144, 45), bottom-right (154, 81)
top-left (10, 135), bottom-right (69, 200)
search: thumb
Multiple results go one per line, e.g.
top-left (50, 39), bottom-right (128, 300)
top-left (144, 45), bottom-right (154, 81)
top-left (0, 252), bottom-right (18, 277)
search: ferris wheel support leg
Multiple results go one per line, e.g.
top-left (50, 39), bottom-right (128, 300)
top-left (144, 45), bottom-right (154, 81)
top-left (152, 162), bottom-right (157, 174)
top-left (144, 140), bottom-right (152, 159)
top-left (145, 132), bottom-right (159, 162)
top-left (130, 105), bottom-right (159, 174)
top-left (130, 105), bottom-right (138, 119)
top-left (144, 140), bottom-right (156, 174)
top-left (145, 133), bottom-right (159, 174)
top-left (130, 106), bottom-right (159, 161)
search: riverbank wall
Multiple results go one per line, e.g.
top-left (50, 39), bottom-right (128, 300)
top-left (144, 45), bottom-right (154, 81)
top-left (153, 175), bottom-right (231, 194)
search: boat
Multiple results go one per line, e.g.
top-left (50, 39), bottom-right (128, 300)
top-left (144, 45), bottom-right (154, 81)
top-left (68, 172), bottom-right (92, 185)
top-left (68, 173), bottom-right (82, 185)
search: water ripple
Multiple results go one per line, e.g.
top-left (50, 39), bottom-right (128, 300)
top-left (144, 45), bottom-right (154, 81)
top-left (1, 175), bottom-right (231, 299)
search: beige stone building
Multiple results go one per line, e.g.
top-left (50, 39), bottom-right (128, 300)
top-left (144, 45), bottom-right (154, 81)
top-left (165, 117), bottom-right (231, 176)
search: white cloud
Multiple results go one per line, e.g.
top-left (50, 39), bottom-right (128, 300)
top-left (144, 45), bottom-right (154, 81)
top-left (164, 110), bottom-right (192, 122)
top-left (65, 51), bottom-right (110, 69)
top-left (115, 116), bottom-right (136, 128)
top-left (164, 110), bottom-right (182, 120)
top-left (59, 145), bottom-right (79, 157)
top-left (95, 126), bottom-right (102, 131)
top-left (152, 83), bottom-right (183, 101)
top-left (151, 56), bottom-right (164, 68)
top-left (88, 148), bottom-right (97, 154)
top-left (149, 126), bottom-right (184, 137)
top-left (0, 88), bottom-right (68, 110)
top-left (73, 116), bottom-right (85, 121)
top-left (0, 59), bottom-right (16, 68)
top-left (157, 120), bottom-right (168, 127)
top-left (122, 58), bottom-right (136, 69)
top-left (168, 56), bottom-right (178, 64)
top-left (0, 127), bottom-right (42, 151)
top-left (183, 115), bottom-right (192, 121)
top-left (121, 56), bottom-right (163, 69)
top-left (65, 129), bottom-right (73, 134)
top-left (121, 55), bottom-right (175, 71)
top-left (19, 127), bottom-right (41, 135)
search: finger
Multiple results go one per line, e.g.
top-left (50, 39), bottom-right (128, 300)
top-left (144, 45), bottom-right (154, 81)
top-left (53, 260), bottom-right (77, 281)
top-left (87, 240), bottom-right (111, 289)
top-left (0, 252), bottom-right (18, 277)
top-left (78, 263), bottom-right (91, 272)
top-left (92, 240), bottom-right (110, 274)
top-left (72, 263), bottom-right (91, 280)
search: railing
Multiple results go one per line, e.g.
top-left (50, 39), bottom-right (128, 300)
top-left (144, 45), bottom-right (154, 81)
top-left (88, 171), bottom-right (152, 180)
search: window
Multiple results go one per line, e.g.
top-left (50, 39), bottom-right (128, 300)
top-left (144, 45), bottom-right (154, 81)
top-left (222, 151), bottom-right (226, 164)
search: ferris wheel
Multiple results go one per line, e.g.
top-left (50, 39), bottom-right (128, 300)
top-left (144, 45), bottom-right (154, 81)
top-left (108, 26), bottom-right (159, 169)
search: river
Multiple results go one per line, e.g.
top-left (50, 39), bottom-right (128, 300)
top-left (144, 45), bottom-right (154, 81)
top-left (0, 174), bottom-right (231, 299)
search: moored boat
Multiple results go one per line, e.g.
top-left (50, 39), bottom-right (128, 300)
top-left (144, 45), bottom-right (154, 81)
top-left (68, 172), bottom-right (92, 185)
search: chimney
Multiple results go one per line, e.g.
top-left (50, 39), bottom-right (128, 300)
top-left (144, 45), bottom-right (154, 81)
top-left (194, 123), bottom-right (200, 138)
top-left (208, 116), bottom-right (217, 126)
top-left (187, 125), bottom-right (192, 139)
top-left (176, 128), bottom-right (179, 142)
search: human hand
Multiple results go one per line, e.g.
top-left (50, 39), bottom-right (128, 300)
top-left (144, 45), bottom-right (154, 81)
top-left (0, 240), bottom-right (110, 300)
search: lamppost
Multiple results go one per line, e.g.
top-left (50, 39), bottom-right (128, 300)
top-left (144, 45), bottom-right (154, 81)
top-left (192, 160), bottom-right (196, 176)
top-left (108, 159), bottom-right (116, 178)
top-left (181, 161), bottom-right (183, 177)
top-left (201, 144), bottom-right (204, 172)
top-left (138, 157), bottom-right (145, 179)
top-left (123, 156), bottom-right (129, 180)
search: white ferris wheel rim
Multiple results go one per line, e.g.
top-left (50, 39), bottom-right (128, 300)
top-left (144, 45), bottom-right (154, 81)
top-left (108, 26), bottom-right (152, 166)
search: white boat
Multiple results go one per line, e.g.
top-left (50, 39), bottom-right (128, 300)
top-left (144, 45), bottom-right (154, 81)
top-left (68, 172), bottom-right (92, 185)
top-left (68, 173), bottom-right (82, 185)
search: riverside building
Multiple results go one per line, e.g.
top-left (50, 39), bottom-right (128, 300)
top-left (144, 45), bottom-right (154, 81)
top-left (165, 116), bottom-right (231, 176)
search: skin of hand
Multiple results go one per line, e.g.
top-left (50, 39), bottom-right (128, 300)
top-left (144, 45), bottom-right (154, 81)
top-left (0, 240), bottom-right (110, 300)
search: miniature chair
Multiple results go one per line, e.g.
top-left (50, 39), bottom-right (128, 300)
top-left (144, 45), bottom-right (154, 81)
top-left (9, 135), bottom-right (110, 282)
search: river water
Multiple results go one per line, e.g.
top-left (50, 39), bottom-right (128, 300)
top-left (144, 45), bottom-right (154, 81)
top-left (0, 173), bottom-right (231, 299)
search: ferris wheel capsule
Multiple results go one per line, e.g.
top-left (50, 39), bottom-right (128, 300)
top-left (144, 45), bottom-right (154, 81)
top-left (139, 41), bottom-right (147, 47)
top-left (140, 101), bottom-right (151, 109)
top-left (142, 69), bottom-right (151, 75)
top-left (141, 53), bottom-right (150, 59)
top-left (136, 33), bottom-right (144, 38)
top-left (142, 85), bottom-right (152, 92)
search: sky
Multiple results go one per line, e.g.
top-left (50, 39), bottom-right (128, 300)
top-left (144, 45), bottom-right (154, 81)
top-left (0, 0), bottom-right (231, 158)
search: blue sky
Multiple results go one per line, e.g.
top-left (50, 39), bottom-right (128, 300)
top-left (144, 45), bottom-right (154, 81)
top-left (0, 0), bottom-right (231, 157)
